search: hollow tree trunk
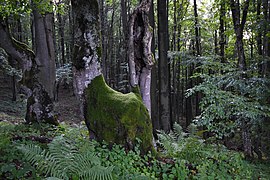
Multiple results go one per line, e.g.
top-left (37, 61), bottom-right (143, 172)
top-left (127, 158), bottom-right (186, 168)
top-left (0, 21), bottom-right (58, 125)
top-left (128, 0), bottom-right (154, 116)
top-left (71, 0), bottom-right (154, 153)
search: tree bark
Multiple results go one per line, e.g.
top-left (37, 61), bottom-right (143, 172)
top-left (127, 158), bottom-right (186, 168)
top-left (0, 21), bottom-right (58, 125)
top-left (262, 0), bottom-right (270, 76)
top-left (194, 0), bottom-right (201, 56)
top-left (149, 0), bottom-right (159, 134)
top-left (158, 0), bottom-right (171, 132)
top-left (33, 10), bottom-right (56, 98)
top-left (230, 0), bottom-right (252, 157)
top-left (58, 13), bottom-right (65, 65)
top-left (230, 0), bottom-right (249, 71)
top-left (219, 0), bottom-right (226, 63)
top-left (128, 0), bottom-right (154, 115)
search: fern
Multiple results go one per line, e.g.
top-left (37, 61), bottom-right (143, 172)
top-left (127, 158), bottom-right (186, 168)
top-left (18, 136), bottom-right (113, 180)
top-left (157, 123), bottom-right (204, 162)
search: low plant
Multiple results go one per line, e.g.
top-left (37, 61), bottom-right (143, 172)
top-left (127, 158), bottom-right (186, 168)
top-left (18, 135), bottom-right (114, 180)
top-left (157, 123), bottom-right (253, 179)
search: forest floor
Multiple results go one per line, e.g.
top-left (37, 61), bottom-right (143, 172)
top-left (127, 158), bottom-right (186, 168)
top-left (0, 70), bottom-right (83, 125)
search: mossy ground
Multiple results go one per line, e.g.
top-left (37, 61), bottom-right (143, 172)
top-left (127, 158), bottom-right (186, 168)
top-left (85, 75), bottom-right (154, 153)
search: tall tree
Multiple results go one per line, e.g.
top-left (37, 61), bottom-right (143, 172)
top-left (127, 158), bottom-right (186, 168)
top-left (193, 0), bottom-right (201, 56)
top-left (230, 0), bottom-right (251, 157)
top-left (57, 12), bottom-right (65, 65)
top-left (150, 0), bottom-right (159, 134)
top-left (262, 0), bottom-right (270, 76)
top-left (157, 0), bottom-right (171, 132)
top-left (230, 0), bottom-right (250, 71)
top-left (219, 0), bottom-right (226, 63)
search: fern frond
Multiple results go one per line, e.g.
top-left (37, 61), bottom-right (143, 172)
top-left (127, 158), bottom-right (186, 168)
top-left (80, 165), bottom-right (114, 180)
top-left (17, 144), bottom-right (45, 165)
top-left (18, 136), bottom-right (114, 180)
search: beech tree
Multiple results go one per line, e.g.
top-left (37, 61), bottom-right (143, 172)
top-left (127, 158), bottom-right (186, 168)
top-left (0, 1), bottom-right (57, 125)
top-left (0, 22), bottom-right (57, 125)
top-left (158, 0), bottom-right (171, 132)
top-left (230, 0), bottom-right (251, 157)
top-left (71, 0), bottom-right (154, 152)
top-left (33, 8), bottom-right (56, 98)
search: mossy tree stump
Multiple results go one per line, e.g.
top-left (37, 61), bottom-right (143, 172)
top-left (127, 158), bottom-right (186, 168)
top-left (71, 0), bottom-right (154, 153)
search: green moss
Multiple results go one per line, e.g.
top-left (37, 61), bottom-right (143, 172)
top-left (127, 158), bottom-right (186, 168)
top-left (96, 46), bottom-right (102, 59)
top-left (85, 75), bottom-right (154, 153)
top-left (12, 37), bottom-right (34, 58)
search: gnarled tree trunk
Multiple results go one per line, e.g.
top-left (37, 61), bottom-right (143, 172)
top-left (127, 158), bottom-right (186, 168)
top-left (128, 0), bottom-right (154, 116)
top-left (0, 21), bottom-right (58, 125)
top-left (71, 0), bottom-right (154, 153)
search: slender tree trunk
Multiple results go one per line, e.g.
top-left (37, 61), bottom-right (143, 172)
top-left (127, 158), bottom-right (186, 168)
top-left (214, 30), bottom-right (218, 54)
top-left (194, 0), bottom-right (201, 56)
top-left (219, 0), bottom-right (226, 63)
top-left (58, 13), bottom-right (65, 65)
top-left (230, 0), bottom-right (249, 71)
top-left (150, 0), bottom-right (159, 134)
top-left (158, 0), bottom-right (171, 132)
top-left (257, 0), bottom-right (263, 56)
top-left (230, 0), bottom-right (252, 157)
top-left (262, 0), bottom-right (270, 76)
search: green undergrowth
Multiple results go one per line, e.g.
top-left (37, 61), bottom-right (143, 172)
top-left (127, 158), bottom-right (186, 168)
top-left (0, 121), bottom-right (269, 179)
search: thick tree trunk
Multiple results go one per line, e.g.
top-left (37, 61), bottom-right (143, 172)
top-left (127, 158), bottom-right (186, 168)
top-left (158, 0), bottom-right (171, 132)
top-left (71, 0), bottom-right (154, 153)
top-left (0, 21), bottom-right (58, 125)
top-left (33, 10), bottom-right (56, 98)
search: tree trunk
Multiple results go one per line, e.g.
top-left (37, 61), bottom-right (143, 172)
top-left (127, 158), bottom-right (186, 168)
top-left (149, 0), bottom-right (159, 135)
top-left (58, 13), bottom-right (65, 65)
top-left (71, 0), bottom-right (154, 153)
top-left (0, 21), bottom-right (58, 125)
top-left (262, 0), bottom-right (270, 76)
top-left (33, 10), bottom-right (56, 98)
top-left (194, 0), bottom-right (201, 56)
top-left (128, 0), bottom-right (154, 115)
top-left (230, 0), bottom-right (249, 71)
top-left (158, 0), bottom-right (171, 132)
top-left (230, 0), bottom-right (252, 157)
top-left (219, 0), bottom-right (226, 63)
